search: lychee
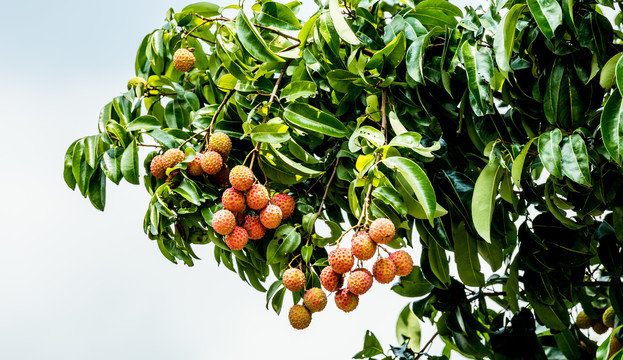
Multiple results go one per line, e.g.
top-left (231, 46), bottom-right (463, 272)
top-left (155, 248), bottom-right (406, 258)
top-left (260, 204), bottom-right (282, 229)
top-left (389, 250), bottom-right (414, 277)
top-left (593, 321), bottom-right (609, 334)
top-left (229, 165), bottom-right (254, 191)
top-left (212, 165), bottom-right (230, 188)
top-left (211, 209), bottom-right (237, 236)
top-left (609, 333), bottom-right (623, 359)
top-left (368, 218), bottom-right (395, 244)
top-left (208, 132), bottom-right (232, 157)
top-left (162, 148), bottom-right (185, 170)
top-left (150, 155), bottom-right (167, 179)
top-left (303, 287), bottom-right (327, 313)
top-left (225, 226), bottom-right (248, 251)
top-left (200, 151), bottom-right (223, 175)
top-left (282, 268), bottom-right (305, 292)
top-left (187, 153), bottom-right (204, 176)
top-left (334, 289), bottom-right (359, 312)
top-left (351, 231), bottom-right (376, 260)
top-left (348, 268), bottom-right (373, 295)
top-left (603, 306), bottom-right (616, 328)
top-left (246, 184), bottom-right (270, 210)
top-left (222, 188), bottom-right (246, 213)
top-left (127, 77), bottom-right (146, 90)
top-left (320, 266), bottom-right (342, 292)
top-left (328, 248), bottom-right (354, 274)
top-left (270, 193), bottom-right (295, 219)
top-left (288, 305), bottom-right (311, 330)
top-left (243, 215), bottom-right (266, 240)
top-left (575, 311), bottom-right (595, 329)
top-left (173, 48), bottom-right (195, 72)
top-left (373, 257), bottom-right (396, 284)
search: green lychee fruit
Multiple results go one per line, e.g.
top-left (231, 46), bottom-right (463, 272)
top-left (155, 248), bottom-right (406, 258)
top-left (334, 289), bottom-right (359, 312)
top-left (604, 306), bottom-right (616, 328)
top-left (303, 287), bottom-right (327, 313)
top-left (225, 226), bottom-right (248, 251)
top-left (288, 305), bottom-right (312, 330)
top-left (211, 209), bottom-right (236, 236)
top-left (351, 231), bottom-right (376, 261)
top-left (368, 217), bottom-right (395, 244)
top-left (162, 149), bottom-right (185, 170)
top-left (270, 193), bottom-right (295, 219)
top-left (609, 333), bottom-right (623, 359)
top-left (348, 268), bottom-right (373, 295)
top-left (328, 248), bottom-right (354, 274)
top-left (150, 155), bottom-right (167, 179)
top-left (575, 311), bottom-right (595, 329)
top-left (222, 188), bottom-right (246, 214)
top-left (208, 132), bottom-right (232, 157)
top-left (389, 250), bottom-right (414, 277)
top-left (243, 215), bottom-right (266, 240)
top-left (373, 257), bottom-right (396, 284)
top-left (282, 268), bottom-right (305, 292)
top-left (187, 153), bottom-right (204, 176)
top-left (260, 204), bottom-right (282, 229)
top-left (246, 184), bottom-right (270, 210)
top-left (200, 151), bottom-right (223, 175)
top-left (319, 266), bottom-right (342, 292)
top-left (173, 48), bottom-right (195, 72)
top-left (126, 76), bottom-right (146, 90)
top-left (229, 165), bottom-right (254, 192)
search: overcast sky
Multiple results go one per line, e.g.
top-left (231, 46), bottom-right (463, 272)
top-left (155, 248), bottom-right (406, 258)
top-left (0, 1), bottom-right (481, 359)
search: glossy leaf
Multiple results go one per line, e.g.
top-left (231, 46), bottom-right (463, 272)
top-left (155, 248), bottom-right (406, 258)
top-left (101, 148), bottom-right (123, 185)
top-left (538, 129), bottom-right (563, 179)
top-left (453, 221), bottom-right (485, 287)
top-left (511, 137), bottom-right (537, 186)
top-left (257, 2), bottom-right (301, 30)
top-left (461, 41), bottom-right (494, 116)
top-left (266, 225), bottom-right (301, 264)
top-left (88, 167), bottom-right (106, 211)
top-left (600, 53), bottom-right (622, 90)
top-left (413, 0), bottom-right (462, 28)
top-left (526, 0), bottom-right (563, 39)
top-left (471, 158), bottom-right (503, 243)
top-left (391, 266), bottom-right (433, 297)
top-left (121, 139), bottom-right (140, 185)
top-left (493, 4), bottom-right (526, 75)
top-left (395, 305), bottom-right (421, 352)
top-left (126, 115), bottom-right (161, 131)
top-left (236, 11), bottom-right (284, 63)
top-left (561, 134), bottom-right (591, 186)
top-left (251, 124), bottom-right (291, 144)
top-left (328, 0), bottom-right (360, 45)
top-left (72, 138), bottom-right (93, 196)
top-left (601, 90), bottom-right (623, 165)
top-left (284, 103), bottom-right (348, 138)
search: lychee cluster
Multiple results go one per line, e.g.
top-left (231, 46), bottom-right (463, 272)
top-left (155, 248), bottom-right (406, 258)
top-left (575, 306), bottom-right (618, 334)
top-left (282, 267), bottom-right (327, 329)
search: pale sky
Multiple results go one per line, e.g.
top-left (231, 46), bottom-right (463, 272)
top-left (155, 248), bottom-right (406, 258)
top-left (0, 1), bottom-right (479, 359)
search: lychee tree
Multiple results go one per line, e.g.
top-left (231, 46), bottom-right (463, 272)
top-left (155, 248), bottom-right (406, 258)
top-left (63, 0), bottom-right (623, 358)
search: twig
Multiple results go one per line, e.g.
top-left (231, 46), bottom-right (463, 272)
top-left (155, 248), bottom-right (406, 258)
top-left (305, 160), bottom-right (340, 245)
top-left (414, 332), bottom-right (439, 360)
top-left (254, 23), bottom-right (301, 43)
top-left (138, 142), bottom-right (164, 148)
top-left (265, 59), bottom-right (292, 119)
top-left (200, 89), bottom-right (236, 151)
top-left (355, 182), bottom-right (374, 228)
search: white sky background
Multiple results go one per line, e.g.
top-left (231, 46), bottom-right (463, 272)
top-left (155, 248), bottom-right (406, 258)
top-left (0, 0), bottom-right (483, 359)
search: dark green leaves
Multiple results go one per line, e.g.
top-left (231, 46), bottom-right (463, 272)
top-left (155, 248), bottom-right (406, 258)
top-left (412, 0), bottom-right (462, 28)
top-left (461, 41), bottom-right (494, 116)
top-left (453, 221), bottom-right (485, 287)
top-left (561, 134), bottom-right (591, 186)
top-left (250, 124), bottom-right (291, 144)
top-left (257, 2), bottom-right (301, 30)
top-left (72, 138), bottom-right (95, 196)
top-left (266, 225), bottom-right (301, 264)
top-left (494, 4), bottom-right (526, 75)
top-left (471, 158), bottom-right (503, 243)
top-left (538, 129), bottom-right (563, 179)
top-left (121, 139), bottom-right (140, 185)
top-left (236, 11), bottom-right (284, 63)
top-left (328, 0), bottom-right (360, 45)
top-left (126, 115), bottom-right (161, 131)
top-left (526, 0), bottom-right (563, 39)
top-left (601, 90), bottom-right (623, 165)
top-left (284, 103), bottom-right (348, 138)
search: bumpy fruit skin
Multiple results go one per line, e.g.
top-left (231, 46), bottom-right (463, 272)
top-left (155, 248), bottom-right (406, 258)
top-left (348, 268), bottom-right (373, 295)
top-left (303, 288), bottom-right (327, 313)
top-left (229, 165), bottom-right (254, 191)
top-left (320, 266), bottom-right (342, 292)
top-left (368, 218), bottom-right (395, 244)
top-left (282, 268), bottom-right (306, 292)
top-left (150, 155), bottom-right (167, 179)
top-left (328, 248), bottom-right (354, 274)
top-left (187, 153), bottom-right (204, 176)
top-left (162, 149), bottom-right (185, 170)
top-left (173, 48), bottom-right (195, 72)
top-left (603, 306), bottom-right (616, 328)
top-left (243, 215), bottom-right (266, 240)
top-left (351, 231), bottom-right (376, 260)
top-left (288, 305), bottom-right (312, 330)
top-left (593, 321), bottom-right (609, 335)
top-left (222, 188), bottom-right (246, 213)
top-left (334, 289), bottom-right (359, 312)
top-left (126, 77), bottom-right (146, 90)
top-left (225, 226), bottom-right (248, 251)
top-left (270, 193), bottom-right (295, 219)
top-left (200, 151), bottom-right (223, 175)
top-left (260, 205), bottom-right (282, 229)
top-left (575, 311), bottom-right (595, 329)
top-left (609, 334), bottom-right (623, 359)
top-left (212, 165), bottom-right (230, 188)
top-left (246, 184), bottom-right (270, 210)
top-left (211, 209), bottom-right (237, 236)
top-left (389, 250), bottom-right (414, 277)
top-left (208, 132), bottom-right (232, 157)
top-left (373, 258), bottom-right (397, 284)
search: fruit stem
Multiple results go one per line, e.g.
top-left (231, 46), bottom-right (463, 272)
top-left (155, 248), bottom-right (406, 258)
top-left (414, 332), bottom-right (438, 360)
top-left (200, 89), bottom-right (236, 150)
top-left (305, 160), bottom-right (340, 246)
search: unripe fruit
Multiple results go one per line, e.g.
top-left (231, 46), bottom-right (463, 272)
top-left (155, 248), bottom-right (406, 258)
top-left (348, 268), bottom-right (373, 295)
top-left (208, 132), bottom-right (232, 157)
top-left (246, 184), bottom-right (270, 210)
top-left (328, 248), bottom-right (354, 274)
top-left (200, 151), bottom-right (223, 175)
top-left (270, 193), bottom-right (296, 219)
top-left (229, 165), bottom-right (254, 191)
top-left (187, 153), bottom-right (204, 176)
top-left (243, 215), bottom-right (266, 240)
top-left (593, 321), bottom-right (609, 335)
top-left (603, 306), bottom-right (616, 328)
top-left (173, 48), bottom-right (195, 72)
top-left (609, 334), bottom-right (623, 359)
top-left (222, 188), bottom-right (246, 213)
top-left (303, 287), bottom-right (327, 313)
top-left (351, 231), bottom-right (376, 260)
top-left (288, 305), bottom-right (312, 330)
top-left (127, 77), bottom-right (146, 90)
top-left (373, 257), bottom-right (396, 284)
top-left (225, 226), bottom-right (248, 251)
top-left (260, 204), bottom-right (282, 229)
top-left (575, 311), bottom-right (595, 329)
top-left (282, 268), bottom-right (305, 292)
top-left (212, 209), bottom-right (237, 236)
top-left (162, 149), bottom-right (185, 170)
top-left (368, 218), bottom-right (395, 244)
top-left (320, 266), bottom-right (341, 292)
top-left (334, 289), bottom-right (359, 312)
top-left (213, 165), bottom-right (230, 188)
top-left (389, 250), bottom-right (414, 277)
top-left (150, 155), bottom-right (167, 179)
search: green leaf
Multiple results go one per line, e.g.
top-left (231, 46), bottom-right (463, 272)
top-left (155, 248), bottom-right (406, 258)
top-left (561, 134), bottom-right (591, 186)
top-left (173, 179), bottom-right (201, 205)
top-left (526, 0), bottom-right (563, 39)
top-left (553, 329), bottom-right (581, 360)
top-left (412, 0), bottom-right (462, 28)
top-left (382, 157), bottom-right (436, 225)
top-left (266, 225), bottom-right (301, 264)
top-left (88, 167), bottom-right (106, 211)
top-left (538, 129), bottom-right (563, 178)
top-left (63, 140), bottom-right (78, 190)
top-left (72, 138), bottom-right (94, 196)
top-left (471, 158), bottom-right (504, 243)
top-left (327, 70), bottom-right (361, 93)
top-left (544, 181), bottom-right (585, 230)
top-left (236, 11), bottom-right (284, 63)
top-left (372, 187), bottom-right (407, 217)
top-left (461, 41), bottom-right (494, 116)
top-left (391, 266), bottom-right (433, 297)
top-left (301, 245), bottom-right (313, 264)
top-left (353, 331), bottom-right (384, 359)
top-left (121, 139), bottom-right (140, 185)
top-left (366, 32), bottom-right (406, 70)
top-left (251, 123), bottom-right (291, 144)
top-left (453, 221), bottom-right (485, 287)
top-left (257, 2), bottom-right (301, 30)
top-left (328, 0), bottom-right (360, 45)
top-left (600, 53), bottom-right (622, 90)
top-left (406, 31), bottom-right (437, 84)
top-left (280, 81), bottom-right (317, 102)
top-left (493, 4), bottom-right (526, 75)
top-left (126, 115), bottom-right (162, 131)
top-left (396, 305), bottom-right (421, 353)
top-left (601, 90), bottom-right (623, 165)
top-left (511, 137), bottom-right (537, 186)
top-left (504, 255), bottom-right (520, 312)
top-left (428, 239), bottom-right (450, 285)
top-left (101, 148), bottom-right (124, 185)
top-left (271, 287), bottom-right (286, 314)
top-left (176, 2), bottom-right (221, 19)
top-left (617, 54), bottom-right (623, 93)
top-left (284, 103), bottom-right (348, 138)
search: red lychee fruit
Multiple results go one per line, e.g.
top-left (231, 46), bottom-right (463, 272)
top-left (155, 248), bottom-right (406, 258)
top-left (173, 48), bottom-right (195, 72)
top-left (368, 218), bottom-right (395, 244)
top-left (303, 287), bottom-right (327, 313)
top-left (225, 226), bottom-right (248, 251)
top-left (162, 148), bottom-right (185, 170)
top-left (351, 231), bottom-right (377, 260)
top-left (243, 215), bottom-right (266, 240)
top-left (389, 250), bottom-right (414, 277)
top-left (334, 289), bottom-right (359, 312)
top-left (212, 165), bottom-right (230, 188)
top-left (150, 155), bottom-right (167, 179)
top-left (222, 188), bottom-right (246, 214)
top-left (373, 257), bottom-right (397, 284)
top-left (211, 209), bottom-right (236, 236)
top-left (187, 153), bottom-right (204, 176)
top-left (288, 305), bottom-right (312, 330)
top-left (229, 165), bottom-right (254, 191)
top-left (320, 266), bottom-right (342, 292)
top-left (246, 184), bottom-right (270, 210)
top-left (270, 193), bottom-right (295, 219)
top-left (200, 151), bottom-right (223, 175)
top-left (348, 268), bottom-right (373, 295)
top-left (260, 204), bottom-right (282, 229)
top-left (282, 268), bottom-right (305, 292)
top-left (208, 132), bottom-right (232, 157)
top-left (328, 248), bottom-right (354, 274)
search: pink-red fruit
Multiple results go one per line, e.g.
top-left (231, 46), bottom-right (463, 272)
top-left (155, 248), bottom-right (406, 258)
top-left (282, 268), bottom-right (305, 292)
top-left (150, 155), bottom-right (167, 179)
top-left (260, 205), bottom-right (282, 229)
top-left (173, 48), bottom-right (195, 72)
top-left (328, 248), bottom-right (354, 274)
top-left (270, 193), bottom-right (295, 219)
top-left (368, 218), bottom-right (395, 244)
top-left (303, 288), bottom-right (327, 313)
top-left (229, 165), bottom-right (254, 191)
top-left (187, 153), bottom-right (204, 176)
top-left (212, 209), bottom-right (236, 236)
top-left (246, 184), bottom-right (270, 210)
top-left (351, 231), bottom-right (377, 260)
top-left (208, 132), bottom-right (232, 157)
top-left (288, 305), bottom-right (312, 330)
top-left (373, 258), bottom-right (397, 284)
top-left (222, 188), bottom-right (246, 213)
top-left (320, 266), bottom-right (342, 292)
top-left (201, 151), bottom-right (223, 175)
top-left (334, 289), bottom-right (359, 312)
top-left (243, 215), bottom-right (266, 240)
top-left (225, 226), bottom-right (248, 251)
top-left (348, 268), bottom-right (373, 295)
top-left (389, 250), bottom-right (414, 277)
top-left (162, 149), bottom-right (185, 169)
